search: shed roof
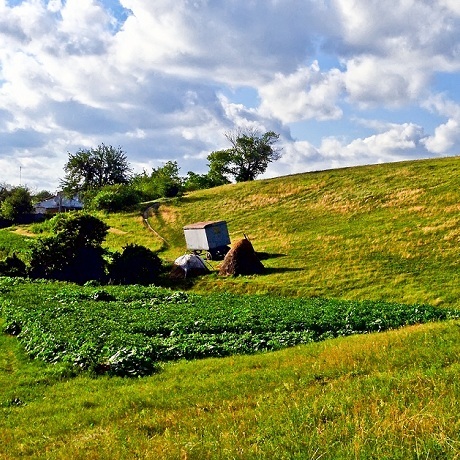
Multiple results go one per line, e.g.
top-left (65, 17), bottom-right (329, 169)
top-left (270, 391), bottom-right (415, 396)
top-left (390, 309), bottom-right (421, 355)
top-left (183, 220), bottom-right (226, 230)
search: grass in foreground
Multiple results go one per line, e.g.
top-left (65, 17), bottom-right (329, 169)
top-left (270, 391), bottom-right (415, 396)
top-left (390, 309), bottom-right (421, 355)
top-left (2, 320), bottom-right (460, 459)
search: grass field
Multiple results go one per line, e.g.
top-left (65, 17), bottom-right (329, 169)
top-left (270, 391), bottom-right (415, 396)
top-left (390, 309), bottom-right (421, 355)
top-left (1, 156), bottom-right (459, 458)
top-left (147, 156), bottom-right (459, 308)
top-left (2, 320), bottom-right (460, 459)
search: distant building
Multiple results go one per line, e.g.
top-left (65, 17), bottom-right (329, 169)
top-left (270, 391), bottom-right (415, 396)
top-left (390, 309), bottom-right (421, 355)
top-left (34, 194), bottom-right (83, 215)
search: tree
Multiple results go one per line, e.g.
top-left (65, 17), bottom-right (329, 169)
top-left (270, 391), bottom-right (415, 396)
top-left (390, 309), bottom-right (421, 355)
top-left (131, 161), bottom-right (183, 200)
top-left (183, 171), bottom-right (230, 191)
top-left (207, 129), bottom-right (281, 182)
top-left (0, 186), bottom-right (33, 222)
top-left (29, 213), bottom-right (109, 283)
top-left (61, 144), bottom-right (132, 196)
top-left (151, 160), bottom-right (183, 198)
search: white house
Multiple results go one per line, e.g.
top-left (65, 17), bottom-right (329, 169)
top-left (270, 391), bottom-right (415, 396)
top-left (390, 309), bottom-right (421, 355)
top-left (34, 194), bottom-right (83, 215)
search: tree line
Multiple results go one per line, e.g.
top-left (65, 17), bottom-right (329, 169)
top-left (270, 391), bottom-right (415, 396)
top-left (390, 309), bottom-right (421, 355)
top-left (0, 129), bottom-right (281, 285)
top-left (0, 128), bottom-right (280, 221)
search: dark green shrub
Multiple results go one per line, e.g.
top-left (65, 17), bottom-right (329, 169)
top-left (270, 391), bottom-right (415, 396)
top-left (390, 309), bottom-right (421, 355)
top-left (51, 213), bottom-right (109, 246)
top-left (28, 214), bottom-right (109, 283)
top-left (57, 246), bottom-right (107, 284)
top-left (0, 253), bottom-right (27, 277)
top-left (108, 244), bottom-right (162, 285)
top-left (28, 233), bottom-right (70, 280)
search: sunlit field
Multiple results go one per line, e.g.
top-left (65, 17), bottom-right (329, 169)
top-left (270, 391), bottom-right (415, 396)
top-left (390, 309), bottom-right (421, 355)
top-left (1, 156), bottom-right (459, 459)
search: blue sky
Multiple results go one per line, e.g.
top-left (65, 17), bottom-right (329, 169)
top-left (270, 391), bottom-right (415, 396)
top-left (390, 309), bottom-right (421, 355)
top-left (1, 0), bottom-right (460, 191)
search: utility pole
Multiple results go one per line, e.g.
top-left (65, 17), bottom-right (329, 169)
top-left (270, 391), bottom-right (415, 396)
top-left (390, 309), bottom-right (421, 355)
top-left (19, 166), bottom-right (22, 186)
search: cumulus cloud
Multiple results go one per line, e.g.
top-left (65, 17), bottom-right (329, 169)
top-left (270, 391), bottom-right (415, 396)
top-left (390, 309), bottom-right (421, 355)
top-left (264, 122), bottom-right (430, 178)
top-left (0, 0), bottom-right (459, 190)
top-left (259, 62), bottom-right (344, 123)
top-left (343, 54), bottom-right (430, 108)
top-left (421, 95), bottom-right (460, 153)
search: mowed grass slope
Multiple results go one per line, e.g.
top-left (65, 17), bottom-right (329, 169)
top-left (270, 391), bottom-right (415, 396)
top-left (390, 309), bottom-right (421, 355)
top-left (1, 156), bottom-right (460, 459)
top-left (147, 156), bottom-right (460, 308)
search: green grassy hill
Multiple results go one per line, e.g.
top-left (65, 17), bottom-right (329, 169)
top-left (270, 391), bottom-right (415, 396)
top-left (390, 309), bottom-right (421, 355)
top-left (143, 156), bottom-right (459, 308)
top-left (1, 156), bottom-right (459, 459)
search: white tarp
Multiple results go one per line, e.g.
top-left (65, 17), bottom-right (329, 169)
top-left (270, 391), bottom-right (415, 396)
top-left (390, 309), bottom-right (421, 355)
top-left (173, 253), bottom-right (208, 277)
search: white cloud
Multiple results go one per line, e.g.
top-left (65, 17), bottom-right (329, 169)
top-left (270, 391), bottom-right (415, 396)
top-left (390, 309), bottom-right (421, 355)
top-left (421, 95), bottom-right (460, 154)
top-left (335, 0), bottom-right (460, 107)
top-left (265, 122), bottom-right (430, 177)
top-left (0, 0), bottom-right (460, 190)
top-left (259, 62), bottom-right (344, 123)
top-left (441, 0), bottom-right (460, 15)
top-left (423, 118), bottom-right (460, 154)
top-left (344, 123), bottom-right (426, 158)
top-left (344, 54), bottom-right (430, 108)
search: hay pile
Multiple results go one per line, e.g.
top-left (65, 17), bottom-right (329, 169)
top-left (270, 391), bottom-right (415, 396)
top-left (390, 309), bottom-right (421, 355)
top-left (218, 238), bottom-right (264, 276)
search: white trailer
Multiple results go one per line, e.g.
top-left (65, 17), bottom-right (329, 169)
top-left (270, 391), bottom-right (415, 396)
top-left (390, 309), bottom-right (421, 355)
top-left (183, 221), bottom-right (231, 260)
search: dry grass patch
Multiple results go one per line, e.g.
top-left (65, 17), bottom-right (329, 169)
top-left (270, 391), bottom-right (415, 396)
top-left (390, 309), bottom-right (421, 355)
top-left (158, 206), bottom-right (179, 224)
top-left (444, 227), bottom-right (460, 242)
top-left (107, 227), bottom-right (127, 235)
top-left (383, 188), bottom-right (425, 208)
top-left (311, 192), bottom-right (360, 214)
top-left (9, 228), bottom-right (36, 238)
top-left (422, 218), bottom-right (459, 234)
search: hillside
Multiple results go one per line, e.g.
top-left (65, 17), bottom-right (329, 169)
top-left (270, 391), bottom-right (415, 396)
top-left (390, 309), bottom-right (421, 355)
top-left (143, 156), bottom-right (459, 308)
top-left (1, 156), bottom-right (460, 459)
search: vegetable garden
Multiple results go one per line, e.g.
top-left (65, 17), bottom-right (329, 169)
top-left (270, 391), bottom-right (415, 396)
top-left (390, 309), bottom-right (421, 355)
top-left (1, 277), bottom-right (457, 377)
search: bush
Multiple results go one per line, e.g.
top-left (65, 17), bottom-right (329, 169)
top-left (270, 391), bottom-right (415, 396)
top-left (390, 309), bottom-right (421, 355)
top-left (51, 213), bottom-right (109, 246)
top-left (90, 185), bottom-right (142, 212)
top-left (183, 171), bottom-right (230, 191)
top-left (58, 246), bottom-right (107, 284)
top-left (0, 254), bottom-right (27, 277)
top-left (28, 214), bottom-right (109, 283)
top-left (28, 234), bottom-right (106, 283)
top-left (108, 244), bottom-right (162, 285)
top-left (130, 161), bottom-right (184, 201)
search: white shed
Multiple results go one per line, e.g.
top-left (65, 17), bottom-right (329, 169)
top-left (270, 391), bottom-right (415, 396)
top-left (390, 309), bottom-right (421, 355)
top-left (183, 221), bottom-right (231, 259)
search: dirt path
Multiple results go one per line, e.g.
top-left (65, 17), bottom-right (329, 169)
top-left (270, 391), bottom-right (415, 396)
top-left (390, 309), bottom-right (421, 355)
top-left (10, 228), bottom-right (37, 237)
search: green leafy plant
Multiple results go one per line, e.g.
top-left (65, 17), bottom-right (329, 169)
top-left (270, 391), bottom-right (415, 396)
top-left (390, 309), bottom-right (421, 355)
top-left (90, 184), bottom-right (142, 212)
top-left (1, 279), bottom-right (456, 377)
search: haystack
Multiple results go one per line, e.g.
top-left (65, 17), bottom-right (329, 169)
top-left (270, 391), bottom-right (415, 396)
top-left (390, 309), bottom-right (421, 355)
top-left (170, 253), bottom-right (209, 279)
top-left (218, 238), bottom-right (264, 276)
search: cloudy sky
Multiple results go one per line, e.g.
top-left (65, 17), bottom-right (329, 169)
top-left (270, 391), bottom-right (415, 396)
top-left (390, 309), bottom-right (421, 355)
top-left (1, 0), bottom-right (460, 191)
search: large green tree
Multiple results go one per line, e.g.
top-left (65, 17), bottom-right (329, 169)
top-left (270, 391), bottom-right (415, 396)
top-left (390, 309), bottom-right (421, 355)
top-left (0, 186), bottom-right (33, 222)
top-left (207, 129), bottom-right (281, 182)
top-left (61, 144), bottom-right (132, 196)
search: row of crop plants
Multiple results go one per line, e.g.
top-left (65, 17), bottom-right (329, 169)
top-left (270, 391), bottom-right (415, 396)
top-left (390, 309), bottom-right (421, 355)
top-left (1, 277), bottom-right (457, 377)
